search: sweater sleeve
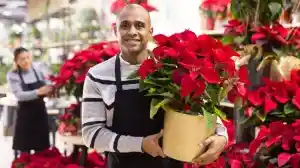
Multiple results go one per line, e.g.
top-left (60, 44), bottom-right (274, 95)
top-left (81, 74), bottom-right (144, 153)
top-left (7, 72), bottom-right (38, 101)
top-left (215, 117), bottom-right (228, 144)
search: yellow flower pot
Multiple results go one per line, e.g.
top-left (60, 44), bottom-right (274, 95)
top-left (162, 106), bottom-right (217, 162)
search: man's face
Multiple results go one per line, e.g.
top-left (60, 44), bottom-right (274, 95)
top-left (115, 8), bottom-right (152, 55)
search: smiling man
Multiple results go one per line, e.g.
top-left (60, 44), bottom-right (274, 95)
top-left (81, 4), bottom-right (228, 168)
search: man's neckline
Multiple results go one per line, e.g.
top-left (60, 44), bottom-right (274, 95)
top-left (119, 54), bottom-right (149, 66)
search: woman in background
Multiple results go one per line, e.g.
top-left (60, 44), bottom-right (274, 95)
top-left (7, 47), bottom-right (54, 158)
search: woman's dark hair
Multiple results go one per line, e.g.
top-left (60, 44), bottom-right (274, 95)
top-left (12, 47), bottom-right (29, 72)
top-left (14, 47), bottom-right (28, 61)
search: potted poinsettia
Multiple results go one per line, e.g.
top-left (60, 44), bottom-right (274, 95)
top-left (239, 68), bottom-right (300, 127)
top-left (129, 30), bottom-right (248, 162)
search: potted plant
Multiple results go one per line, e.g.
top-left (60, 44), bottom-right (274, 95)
top-left (128, 30), bottom-right (248, 162)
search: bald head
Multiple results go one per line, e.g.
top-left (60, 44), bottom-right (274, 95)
top-left (117, 4), bottom-right (151, 27)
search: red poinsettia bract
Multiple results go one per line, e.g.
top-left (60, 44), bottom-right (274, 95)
top-left (251, 23), bottom-right (289, 45)
top-left (224, 19), bottom-right (247, 36)
top-left (200, 0), bottom-right (231, 13)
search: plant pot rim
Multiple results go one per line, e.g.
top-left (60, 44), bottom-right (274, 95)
top-left (162, 105), bottom-right (205, 117)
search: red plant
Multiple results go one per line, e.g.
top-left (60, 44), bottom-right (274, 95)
top-left (50, 41), bottom-right (120, 98)
top-left (200, 0), bottom-right (231, 13)
top-left (248, 121), bottom-right (300, 167)
top-left (251, 23), bottom-right (289, 45)
top-left (242, 69), bottom-right (300, 125)
top-left (57, 103), bottom-right (81, 135)
top-left (224, 19), bottom-right (247, 36)
top-left (223, 20), bottom-right (300, 59)
top-left (11, 147), bottom-right (106, 168)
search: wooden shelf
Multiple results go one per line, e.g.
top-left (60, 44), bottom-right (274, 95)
top-left (200, 29), bottom-right (224, 36)
top-left (283, 23), bottom-right (300, 28)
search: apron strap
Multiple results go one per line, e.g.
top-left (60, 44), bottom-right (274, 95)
top-left (115, 55), bottom-right (123, 91)
top-left (17, 69), bottom-right (26, 87)
top-left (32, 67), bottom-right (41, 81)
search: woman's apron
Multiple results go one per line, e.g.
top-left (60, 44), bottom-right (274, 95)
top-left (107, 55), bottom-right (183, 168)
top-left (12, 68), bottom-right (50, 152)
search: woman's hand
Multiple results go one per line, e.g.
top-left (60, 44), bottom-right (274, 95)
top-left (37, 85), bottom-right (54, 96)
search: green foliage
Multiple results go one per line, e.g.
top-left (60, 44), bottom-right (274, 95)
top-left (0, 64), bottom-right (11, 85)
top-left (243, 102), bottom-right (300, 126)
top-left (230, 0), bottom-right (283, 25)
top-left (50, 64), bottom-right (61, 75)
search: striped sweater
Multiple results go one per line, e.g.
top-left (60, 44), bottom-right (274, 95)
top-left (81, 55), bottom-right (228, 153)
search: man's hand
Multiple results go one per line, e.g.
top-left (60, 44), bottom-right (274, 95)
top-left (142, 130), bottom-right (166, 158)
top-left (192, 135), bottom-right (227, 166)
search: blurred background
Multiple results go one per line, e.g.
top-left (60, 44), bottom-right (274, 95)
top-left (0, 0), bottom-right (299, 167)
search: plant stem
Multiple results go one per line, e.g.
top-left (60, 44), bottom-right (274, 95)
top-left (254, 0), bottom-right (261, 26)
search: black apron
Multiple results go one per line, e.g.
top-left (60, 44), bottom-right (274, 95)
top-left (12, 68), bottom-right (50, 152)
top-left (107, 55), bottom-right (183, 168)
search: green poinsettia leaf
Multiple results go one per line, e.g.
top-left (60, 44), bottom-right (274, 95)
top-left (206, 85), bottom-right (219, 106)
top-left (214, 107), bottom-right (227, 121)
top-left (146, 92), bottom-right (174, 99)
top-left (270, 111), bottom-right (283, 115)
top-left (163, 63), bottom-right (178, 68)
top-left (230, 0), bottom-right (239, 19)
top-left (272, 47), bottom-right (283, 56)
top-left (155, 98), bottom-right (172, 109)
top-left (268, 2), bottom-right (282, 21)
top-left (202, 107), bottom-right (216, 130)
top-left (150, 99), bottom-right (160, 119)
top-left (221, 36), bottom-right (234, 45)
top-left (155, 77), bottom-right (171, 81)
top-left (149, 88), bottom-right (156, 93)
top-left (234, 36), bottom-right (246, 44)
top-left (150, 98), bottom-right (171, 119)
top-left (256, 112), bottom-right (267, 122)
top-left (243, 114), bottom-right (258, 127)
top-left (139, 80), bottom-right (151, 91)
top-left (127, 71), bottom-right (139, 79)
top-left (284, 103), bottom-right (296, 115)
